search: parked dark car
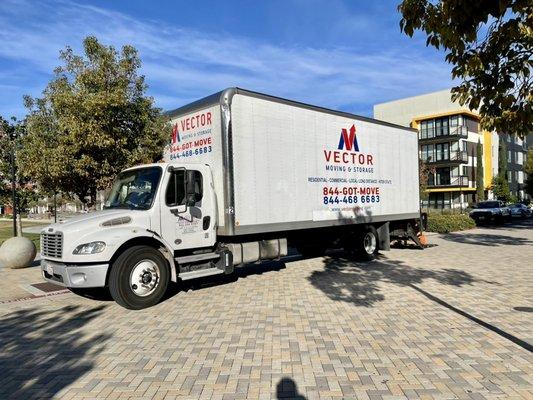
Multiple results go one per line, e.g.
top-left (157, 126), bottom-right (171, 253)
top-left (469, 200), bottom-right (511, 224)
top-left (509, 203), bottom-right (532, 219)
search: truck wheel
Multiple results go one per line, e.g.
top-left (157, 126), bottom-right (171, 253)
top-left (109, 246), bottom-right (170, 310)
top-left (356, 226), bottom-right (379, 261)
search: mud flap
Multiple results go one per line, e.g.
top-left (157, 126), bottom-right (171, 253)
top-left (376, 222), bottom-right (390, 251)
top-left (407, 224), bottom-right (424, 248)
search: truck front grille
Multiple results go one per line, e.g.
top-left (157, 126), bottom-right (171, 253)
top-left (41, 232), bottom-right (63, 258)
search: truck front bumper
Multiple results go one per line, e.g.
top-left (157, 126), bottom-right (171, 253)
top-left (41, 259), bottom-right (108, 288)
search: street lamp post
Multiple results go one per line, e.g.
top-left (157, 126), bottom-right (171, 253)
top-left (1, 122), bottom-right (17, 237)
top-left (53, 191), bottom-right (57, 223)
top-left (10, 142), bottom-right (17, 236)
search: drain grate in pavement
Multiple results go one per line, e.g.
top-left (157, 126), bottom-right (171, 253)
top-left (31, 282), bottom-right (65, 293)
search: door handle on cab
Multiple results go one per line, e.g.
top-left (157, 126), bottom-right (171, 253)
top-left (203, 216), bottom-right (210, 230)
top-left (170, 204), bottom-right (187, 216)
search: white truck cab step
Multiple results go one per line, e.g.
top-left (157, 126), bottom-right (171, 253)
top-left (178, 268), bottom-right (224, 281)
top-left (176, 252), bottom-right (220, 264)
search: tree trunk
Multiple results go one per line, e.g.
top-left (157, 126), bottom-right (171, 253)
top-left (89, 186), bottom-right (97, 211)
top-left (16, 214), bottom-right (23, 237)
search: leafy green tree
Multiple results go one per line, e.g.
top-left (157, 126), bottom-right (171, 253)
top-left (492, 175), bottom-right (511, 202)
top-left (20, 36), bottom-right (170, 207)
top-left (525, 148), bottom-right (533, 198)
top-left (419, 158), bottom-right (434, 203)
top-left (476, 140), bottom-right (484, 201)
top-left (491, 138), bottom-right (512, 201)
top-left (0, 117), bottom-right (39, 214)
top-left (499, 139), bottom-right (508, 178)
top-left (399, 0), bottom-right (532, 138)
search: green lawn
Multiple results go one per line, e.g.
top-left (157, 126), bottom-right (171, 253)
top-left (0, 220), bottom-right (49, 251)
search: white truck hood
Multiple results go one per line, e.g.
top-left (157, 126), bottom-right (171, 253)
top-left (45, 210), bottom-right (136, 234)
top-left (41, 209), bottom-right (154, 262)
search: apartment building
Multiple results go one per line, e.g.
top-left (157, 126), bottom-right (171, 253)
top-left (501, 133), bottom-right (528, 200)
top-left (373, 89), bottom-right (528, 209)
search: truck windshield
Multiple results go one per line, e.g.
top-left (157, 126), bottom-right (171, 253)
top-left (104, 167), bottom-right (162, 210)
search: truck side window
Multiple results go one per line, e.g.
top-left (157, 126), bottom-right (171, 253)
top-left (186, 170), bottom-right (203, 203)
top-left (165, 170), bottom-right (186, 206)
top-left (165, 170), bottom-right (203, 206)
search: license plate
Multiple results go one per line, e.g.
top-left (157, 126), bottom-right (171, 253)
top-left (479, 216), bottom-right (485, 220)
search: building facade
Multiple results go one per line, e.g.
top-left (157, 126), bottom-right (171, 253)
top-left (501, 133), bottom-right (528, 200)
top-left (373, 89), bottom-right (528, 209)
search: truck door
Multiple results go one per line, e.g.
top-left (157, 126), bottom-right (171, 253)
top-left (160, 165), bottom-right (216, 251)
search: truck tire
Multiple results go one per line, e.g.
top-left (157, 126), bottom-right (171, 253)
top-left (109, 245), bottom-right (170, 310)
top-left (355, 226), bottom-right (379, 261)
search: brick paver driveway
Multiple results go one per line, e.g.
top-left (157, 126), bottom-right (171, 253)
top-left (0, 220), bottom-right (532, 399)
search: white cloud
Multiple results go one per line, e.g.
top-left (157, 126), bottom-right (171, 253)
top-left (0, 0), bottom-right (454, 118)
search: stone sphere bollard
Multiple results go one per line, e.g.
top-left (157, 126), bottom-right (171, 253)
top-left (0, 236), bottom-right (37, 269)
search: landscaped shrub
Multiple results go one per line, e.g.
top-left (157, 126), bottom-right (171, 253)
top-left (426, 213), bottom-right (476, 233)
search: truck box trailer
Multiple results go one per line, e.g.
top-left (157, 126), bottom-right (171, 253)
top-left (41, 88), bottom-right (422, 309)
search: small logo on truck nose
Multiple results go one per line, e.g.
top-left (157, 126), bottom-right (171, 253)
top-left (338, 125), bottom-right (359, 152)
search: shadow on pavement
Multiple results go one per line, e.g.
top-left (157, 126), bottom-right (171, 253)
top-left (276, 377), bottom-right (307, 399)
top-left (69, 287), bottom-right (114, 301)
top-left (0, 304), bottom-right (110, 399)
top-left (513, 306), bottom-right (533, 313)
top-left (308, 256), bottom-right (533, 351)
top-left (473, 217), bottom-right (533, 230)
top-left (165, 256), bottom-right (295, 298)
top-left (308, 256), bottom-right (498, 307)
top-left (441, 232), bottom-right (532, 246)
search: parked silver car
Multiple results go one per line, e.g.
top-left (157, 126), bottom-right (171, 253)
top-left (508, 203), bottom-right (532, 218)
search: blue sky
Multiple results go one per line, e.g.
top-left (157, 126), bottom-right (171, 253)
top-left (0, 0), bottom-right (454, 119)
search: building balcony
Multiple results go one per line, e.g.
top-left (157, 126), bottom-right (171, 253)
top-left (419, 126), bottom-right (469, 143)
top-left (425, 150), bottom-right (468, 165)
top-left (428, 175), bottom-right (469, 188)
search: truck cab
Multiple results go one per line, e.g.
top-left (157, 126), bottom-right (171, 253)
top-left (41, 162), bottom-right (223, 309)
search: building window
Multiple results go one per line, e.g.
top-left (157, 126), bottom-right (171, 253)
top-left (420, 120), bottom-right (435, 139)
top-left (436, 167), bottom-right (450, 185)
top-left (428, 173), bottom-right (435, 186)
top-left (450, 115), bottom-right (458, 127)
top-left (421, 144), bottom-right (434, 161)
top-left (435, 143), bottom-right (450, 161)
top-left (435, 117), bottom-right (449, 136)
top-left (517, 151), bottom-right (523, 165)
top-left (451, 166), bottom-right (459, 177)
top-left (429, 192), bottom-right (452, 209)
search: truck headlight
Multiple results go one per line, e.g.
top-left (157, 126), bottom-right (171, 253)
top-left (73, 241), bottom-right (106, 255)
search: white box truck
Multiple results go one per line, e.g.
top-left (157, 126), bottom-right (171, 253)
top-left (41, 88), bottom-right (422, 309)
